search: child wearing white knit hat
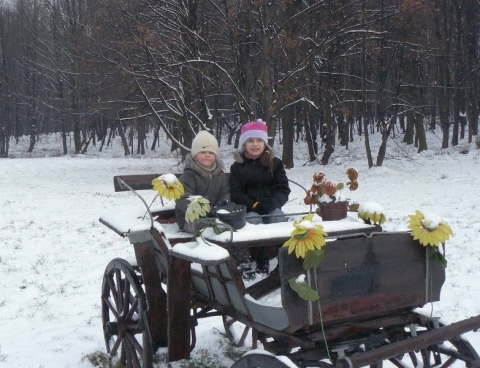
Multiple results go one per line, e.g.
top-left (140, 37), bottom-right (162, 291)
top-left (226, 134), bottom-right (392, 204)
top-left (191, 130), bottom-right (219, 159)
top-left (175, 131), bottom-right (229, 233)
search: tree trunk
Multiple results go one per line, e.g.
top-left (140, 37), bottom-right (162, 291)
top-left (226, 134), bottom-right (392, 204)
top-left (304, 107), bottom-right (317, 162)
top-left (403, 111), bottom-right (415, 145)
top-left (116, 120), bottom-right (130, 156)
top-left (414, 112), bottom-right (428, 152)
top-left (320, 99), bottom-right (335, 165)
top-left (338, 109), bottom-right (348, 147)
top-left (281, 105), bottom-right (295, 169)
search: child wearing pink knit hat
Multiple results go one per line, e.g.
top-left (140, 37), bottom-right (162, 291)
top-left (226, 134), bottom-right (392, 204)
top-left (230, 119), bottom-right (291, 277)
top-left (238, 119), bottom-right (269, 148)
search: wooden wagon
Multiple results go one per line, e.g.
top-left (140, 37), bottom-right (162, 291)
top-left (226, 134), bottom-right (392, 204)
top-left (99, 174), bottom-right (480, 368)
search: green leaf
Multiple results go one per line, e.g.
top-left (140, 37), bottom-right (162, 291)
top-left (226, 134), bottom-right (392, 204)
top-left (303, 249), bottom-right (325, 270)
top-left (336, 183), bottom-right (345, 191)
top-left (198, 197), bottom-right (210, 204)
top-left (293, 229), bottom-right (311, 240)
top-left (212, 224), bottom-right (230, 235)
top-left (288, 277), bottom-right (320, 301)
top-left (429, 250), bottom-right (447, 266)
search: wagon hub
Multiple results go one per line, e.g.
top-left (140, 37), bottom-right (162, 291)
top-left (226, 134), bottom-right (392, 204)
top-left (104, 321), bottom-right (118, 337)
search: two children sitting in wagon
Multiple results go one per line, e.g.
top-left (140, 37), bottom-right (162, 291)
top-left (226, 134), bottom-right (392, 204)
top-left (174, 119), bottom-right (291, 280)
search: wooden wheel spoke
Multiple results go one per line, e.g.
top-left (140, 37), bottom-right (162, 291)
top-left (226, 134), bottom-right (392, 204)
top-left (440, 356), bottom-right (457, 368)
top-left (124, 334), bottom-right (142, 368)
top-left (121, 277), bottom-right (131, 315)
top-left (120, 341), bottom-right (127, 363)
top-left (126, 331), bottom-right (145, 356)
top-left (102, 296), bottom-right (120, 319)
top-left (388, 357), bottom-right (406, 368)
top-left (106, 275), bottom-right (120, 311)
top-left (438, 344), bottom-right (471, 361)
top-left (114, 270), bottom-right (124, 310)
top-left (110, 336), bottom-right (122, 356)
top-left (124, 296), bottom-right (139, 321)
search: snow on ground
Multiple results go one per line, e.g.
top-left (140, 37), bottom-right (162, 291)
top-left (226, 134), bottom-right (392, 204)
top-left (0, 131), bottom-right (479, 367)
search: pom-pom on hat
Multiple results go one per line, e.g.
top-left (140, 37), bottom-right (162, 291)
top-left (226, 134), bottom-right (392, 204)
top-left (239, 119), bottom-right (268, 148)
top-left (191, 130), bottom-right (219, 157)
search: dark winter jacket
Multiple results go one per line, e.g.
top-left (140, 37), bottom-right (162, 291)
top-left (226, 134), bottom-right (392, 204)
top-left (175, 154), bottom-right (230, 231)
top-left (230, 150), bottom-right (290, 212)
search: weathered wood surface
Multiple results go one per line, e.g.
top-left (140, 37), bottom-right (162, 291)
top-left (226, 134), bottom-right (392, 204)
top-left (279, 232), bottom-right (446, 333)
top-left (336, 314), bottom-right (480, 368)
top-left (114, 174), bottom-right (165, 192)
top-left (167, 255), bottom-right (192, 362)
top-left (133, 241), bottom-right (168, 350)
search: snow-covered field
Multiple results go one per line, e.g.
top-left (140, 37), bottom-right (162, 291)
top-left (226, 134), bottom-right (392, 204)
top-left (1, 131), bottom-right (479, 367)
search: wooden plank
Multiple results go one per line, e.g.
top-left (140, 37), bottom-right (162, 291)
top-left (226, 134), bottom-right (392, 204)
top-left (114, 174), bottom-right (169, 192)
top-left (167, 255), bottom-right (192, 362)
top-left (279, 232), bottom-right (446, 333)
top-left (133, 240), bottom-right (168, 350)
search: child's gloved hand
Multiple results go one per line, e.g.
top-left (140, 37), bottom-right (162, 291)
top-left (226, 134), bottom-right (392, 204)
top-left (219, 199), bottom-right (230, 206)
top-left (253, 198), bottom-right (277, 215)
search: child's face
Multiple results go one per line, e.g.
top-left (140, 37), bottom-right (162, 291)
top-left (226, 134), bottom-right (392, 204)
top-left (244, 138), bottom-right (266, 159)
top-left (194, 151), bottom-right (217, 168)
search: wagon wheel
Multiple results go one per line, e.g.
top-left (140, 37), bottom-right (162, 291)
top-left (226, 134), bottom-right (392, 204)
top-left (231, 352), bottom-right (294, 368)
top-left (101, 258), bottom-right (153, 368)
top-left (384, 320), bottom-right (480, 368)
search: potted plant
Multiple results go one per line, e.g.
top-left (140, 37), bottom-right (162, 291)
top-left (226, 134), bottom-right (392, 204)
top-left (303, 168), bottom-right (359, 221)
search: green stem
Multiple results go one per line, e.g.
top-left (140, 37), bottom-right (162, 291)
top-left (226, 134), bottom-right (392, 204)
top-left (142, 194), bottom-right (162, 221)
top-left (312, 267), bottom-right (332, 363)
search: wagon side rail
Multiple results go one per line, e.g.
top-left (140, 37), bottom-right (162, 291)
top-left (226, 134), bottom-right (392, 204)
top-left (279, 231), bottom-right (446, 333)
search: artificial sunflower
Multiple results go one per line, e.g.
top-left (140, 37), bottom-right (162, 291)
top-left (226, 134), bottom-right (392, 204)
top-left (358, 202), bottom-right (387, 225)
top-left (408, 209), bottom-right (453, 247)
top-left (283, 213), bottom-right (328, 259)
top-left (152, 174), bottom-right (184, 201)
top-left (185, 196), bottom-right (211, 223)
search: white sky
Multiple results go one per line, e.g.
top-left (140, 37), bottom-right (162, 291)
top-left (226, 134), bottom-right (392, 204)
top-left (1, 130), bottom-right (479, 367)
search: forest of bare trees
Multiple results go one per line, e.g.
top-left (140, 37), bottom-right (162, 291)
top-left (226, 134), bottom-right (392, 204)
top-left (0, 0), bottom-right (478, 167)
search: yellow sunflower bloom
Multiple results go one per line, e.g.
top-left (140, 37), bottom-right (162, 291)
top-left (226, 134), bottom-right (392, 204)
top-left (283, 213), bottom-right (328, 259)
top-left (185, 196), bottom-right (211, 223)
top-left (358, 202), bottom-right (386, 225)
top-left (408, 210), bottom-right (453, 247)
top-left (152, 174), bottom-right (184, 201)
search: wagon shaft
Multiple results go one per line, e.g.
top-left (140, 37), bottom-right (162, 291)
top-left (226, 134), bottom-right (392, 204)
top-left (336, 315), bottom-right (480, 368)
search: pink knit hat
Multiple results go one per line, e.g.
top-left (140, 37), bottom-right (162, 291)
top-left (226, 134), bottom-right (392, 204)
top-left (239, 119), bottom-right (268, 147)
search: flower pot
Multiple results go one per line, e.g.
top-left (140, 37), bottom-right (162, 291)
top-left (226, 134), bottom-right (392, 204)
top-left (316, 201), bottom-right (348, 221)
top-left (213, 204), bottom-right (247, 230)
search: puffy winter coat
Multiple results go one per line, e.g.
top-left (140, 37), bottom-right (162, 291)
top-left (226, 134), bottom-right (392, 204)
top-left (175, 154), bottom-right (230, 231)
top-left (230, 151), bottom-right (290, 212)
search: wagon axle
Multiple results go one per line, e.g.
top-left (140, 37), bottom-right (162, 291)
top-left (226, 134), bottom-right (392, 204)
top-left (104, 321), bottom-right (118, 337)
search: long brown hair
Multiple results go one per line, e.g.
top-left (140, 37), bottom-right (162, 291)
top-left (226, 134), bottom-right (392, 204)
top-left (260, 149), bottom-right (274, 171)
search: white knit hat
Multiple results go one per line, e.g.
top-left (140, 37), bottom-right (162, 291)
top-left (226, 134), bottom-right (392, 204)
top-left (191, 131), bottom-right (219, 157)
top-left (239, 119), bottom-right (269, 148)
